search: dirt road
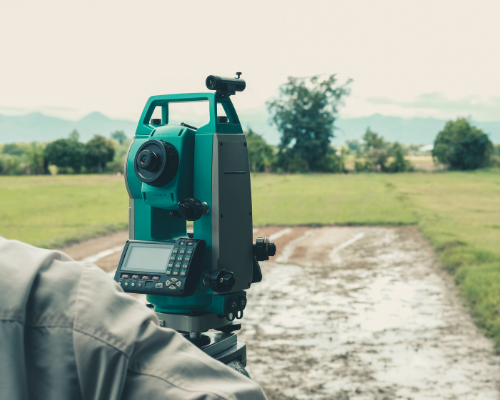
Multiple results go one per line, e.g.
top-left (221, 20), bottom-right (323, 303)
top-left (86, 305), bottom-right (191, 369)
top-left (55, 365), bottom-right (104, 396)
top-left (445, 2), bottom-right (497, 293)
top-left (61, 226), bottom-right (500, 400)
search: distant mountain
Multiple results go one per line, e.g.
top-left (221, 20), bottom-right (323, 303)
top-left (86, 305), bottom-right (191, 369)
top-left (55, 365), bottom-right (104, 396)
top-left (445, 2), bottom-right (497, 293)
top-left (1, 110), bottom-right (499, 145)
top-left (0, 112), bottom-right (137, 143)
top-left (237, 109), bottom-right (500, 146)
top-left (334, 114), bottom-right (500, 146)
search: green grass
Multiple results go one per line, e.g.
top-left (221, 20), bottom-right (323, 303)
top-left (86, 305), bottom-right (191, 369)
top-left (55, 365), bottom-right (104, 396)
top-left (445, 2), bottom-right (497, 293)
top-left (1, 170), bottom-right (500, 348)
top-left (251, 173), bottom-right (417, 226)
top-left (0, 175), bottom-right (128, 248)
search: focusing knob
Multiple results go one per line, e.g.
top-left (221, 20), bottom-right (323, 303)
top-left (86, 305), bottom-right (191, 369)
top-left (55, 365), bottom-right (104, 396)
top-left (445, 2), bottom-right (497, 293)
top-left (203, 269), bottom-right (235, 293)
top-left (134, 140), bottom-right (178, 187)
top-left (253, 237), bottom-right (277, 261)
top-left (178, 198), bottom-right (208, 221)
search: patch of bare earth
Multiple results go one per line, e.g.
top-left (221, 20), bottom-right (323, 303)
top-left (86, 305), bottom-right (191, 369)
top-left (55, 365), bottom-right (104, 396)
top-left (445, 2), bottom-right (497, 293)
top-left (239, 226), bottom-right (500, 400)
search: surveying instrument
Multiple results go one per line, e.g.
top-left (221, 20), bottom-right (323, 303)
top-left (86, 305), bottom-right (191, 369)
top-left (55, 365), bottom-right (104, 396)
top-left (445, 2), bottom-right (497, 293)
top-left (114, 73), bottom-right (276, 372)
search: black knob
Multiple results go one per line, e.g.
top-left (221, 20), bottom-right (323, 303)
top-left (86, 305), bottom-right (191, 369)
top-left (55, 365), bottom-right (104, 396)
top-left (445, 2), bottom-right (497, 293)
top-left (134, 139), bottom-right (178, 187)
top-left (203, 269), bottom-right (235, 293)
top-left (253, 237), bottom-right (277, 261)
top-left (178, 198), bottom-right (207, 221)
top-left (268, 242), bottom-right (276, 257)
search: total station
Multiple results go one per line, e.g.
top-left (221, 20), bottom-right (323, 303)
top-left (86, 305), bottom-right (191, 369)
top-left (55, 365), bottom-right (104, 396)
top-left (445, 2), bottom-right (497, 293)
top-left (114, 73), bottom-right (276, 367)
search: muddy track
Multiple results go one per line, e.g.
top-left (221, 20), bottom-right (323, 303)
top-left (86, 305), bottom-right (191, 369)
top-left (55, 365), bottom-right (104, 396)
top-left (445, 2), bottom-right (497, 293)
top-left (61, 226), bottom-right (500, 400)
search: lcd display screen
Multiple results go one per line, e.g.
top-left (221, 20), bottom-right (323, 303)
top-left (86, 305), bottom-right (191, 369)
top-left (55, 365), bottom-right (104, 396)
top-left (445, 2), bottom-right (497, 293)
top-left (121, 243), bottom-right (174, 272)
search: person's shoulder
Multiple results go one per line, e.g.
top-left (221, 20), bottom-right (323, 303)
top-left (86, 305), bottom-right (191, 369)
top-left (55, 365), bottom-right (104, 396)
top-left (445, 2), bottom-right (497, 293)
top-left (0, 237), bottom-right (84, 326)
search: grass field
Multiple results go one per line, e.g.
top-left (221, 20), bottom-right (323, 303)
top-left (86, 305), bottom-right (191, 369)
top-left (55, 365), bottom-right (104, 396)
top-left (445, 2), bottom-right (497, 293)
top-left (0, 175), bottom-right (128, 248)
top-left (1, 170), bottom-right (500, 347)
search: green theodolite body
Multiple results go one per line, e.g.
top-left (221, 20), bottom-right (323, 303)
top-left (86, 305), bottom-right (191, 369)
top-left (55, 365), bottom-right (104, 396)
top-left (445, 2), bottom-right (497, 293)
top-left (123, 92), bottom-right (253, 316)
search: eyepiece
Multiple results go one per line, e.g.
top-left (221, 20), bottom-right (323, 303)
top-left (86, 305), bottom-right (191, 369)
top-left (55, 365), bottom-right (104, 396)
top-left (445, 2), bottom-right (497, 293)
top-left (206, 73), bottom-right (246, 96)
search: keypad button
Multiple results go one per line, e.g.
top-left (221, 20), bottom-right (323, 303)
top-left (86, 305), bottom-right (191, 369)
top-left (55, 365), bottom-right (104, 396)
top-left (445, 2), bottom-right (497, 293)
top-left (177, 256), bottom-right (183, 261)
top-left (138, 282), bottom-right (143, 288)
top-left (180, 271), bottom-right (186, 276)
top-left (185, 257), bottom-right (191, 261)
top-left (187, 250), bottom-right (193, 254)
top-left (176, 281), bottom-right (182, 287)
top-left (170, 256), bottom-right (176, 261)
top-left (180, 250), bottom-right (185, 254)
top-left (155, 283), bottom-right (164, 289)
top-left (179, 241), bottom-right (185, 246)
top-left (168, 263), bottom-right (174, 268)
top-left (173, 271), bottom-right (179, 275)
top-left (165, 280), bottom-right (171, 286)
top-left (171, 278), bottom-right (178, 282)
top-left (172, 249), bottom-right (178, 254)
top-left (142, 276), bottom-right (150, 280)
top-left (166, 270), bottom-right (172, 275)
top-left (169, 285), bottom-right (177, 290)
top-left (186, 241), bottom-right (193, 246)
top-left (182, 263), bottom-right (189, 268)
top-left (124, 282), bottom-right (129, 286)
top-left (152, 276), bottom-right (160, 281)
top-left (131, 275), bottom-right (139, 280)
top-left (131, 282), bottom-right (136, 287)
top-left (121, 274), bottom-right (130, 279)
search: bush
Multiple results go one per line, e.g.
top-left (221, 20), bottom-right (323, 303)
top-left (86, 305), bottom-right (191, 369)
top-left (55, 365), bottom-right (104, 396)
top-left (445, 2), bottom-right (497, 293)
top-left (387, 143), bottom-right (413, 173)
top-left (0, 154), bottom-right (24, 175)
top-left (245, 129), bottom-right (275, 172)
top-left (433, 118), bottom-right (493, 170)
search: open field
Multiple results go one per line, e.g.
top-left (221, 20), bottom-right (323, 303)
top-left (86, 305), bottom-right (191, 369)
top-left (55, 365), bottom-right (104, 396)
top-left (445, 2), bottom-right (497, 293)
top-left (0, 174), bottom-right (128, 248)
top-left (1, 170), bottom-right (500, 348)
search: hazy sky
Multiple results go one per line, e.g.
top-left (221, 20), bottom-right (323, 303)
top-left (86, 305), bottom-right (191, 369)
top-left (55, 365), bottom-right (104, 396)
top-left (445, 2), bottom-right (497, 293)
top-left (1, 0), bottom-right (499, 121)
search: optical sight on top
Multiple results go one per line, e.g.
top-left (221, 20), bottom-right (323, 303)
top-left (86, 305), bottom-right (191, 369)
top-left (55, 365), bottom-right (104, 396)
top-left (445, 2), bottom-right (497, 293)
top-left (206, 72), bottom-right (246, 96)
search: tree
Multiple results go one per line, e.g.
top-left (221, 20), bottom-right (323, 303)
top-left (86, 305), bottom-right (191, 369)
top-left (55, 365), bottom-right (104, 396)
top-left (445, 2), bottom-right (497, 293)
top-left (2, 142), bottom-right (31, 156)
top-left (345, 140), bottom-right (361, 153)
top-left (68, 129), bottom-right (80, 141)
top-left (267, 74), bottom-right (351, 172)
top-left (387, 142), bottom-right (413, 172)
top-left (245, 129), bottom-right (275, 172)
top-left (360, 128), bottom-right (389, 171)
top-left (44, 139), bottom-right (85, 173)
top-left (433, 118), bottom-right (493, 170)
top-left (26, 143), bottom-right (46, 174)
top-left (111, 130), bottom-right (127, 145)
top-left (84, 135), bottom-right (115, 173)
top-left (354, 129), bottom-right (412, 173)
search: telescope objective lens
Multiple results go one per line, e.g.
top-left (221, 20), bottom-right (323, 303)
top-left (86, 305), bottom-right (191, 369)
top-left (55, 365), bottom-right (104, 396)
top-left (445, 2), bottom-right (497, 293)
top-left (138, 149), bottom-right (157, 171)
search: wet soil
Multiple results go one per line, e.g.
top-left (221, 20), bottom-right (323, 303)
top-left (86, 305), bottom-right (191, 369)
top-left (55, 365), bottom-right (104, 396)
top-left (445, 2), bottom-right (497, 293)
top-left (241, 226), bottom-right (500, 400)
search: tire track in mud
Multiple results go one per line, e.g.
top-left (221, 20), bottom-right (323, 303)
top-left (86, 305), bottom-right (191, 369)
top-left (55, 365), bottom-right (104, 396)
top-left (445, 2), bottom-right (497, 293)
top-left (61, 226), bottom-right (500, 400)
top-left (241, 226), bottom-right (500, 400)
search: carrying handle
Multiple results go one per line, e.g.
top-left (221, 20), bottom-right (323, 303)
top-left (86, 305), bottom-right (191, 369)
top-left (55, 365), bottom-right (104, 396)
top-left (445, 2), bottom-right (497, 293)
top-left (135, 92), bottom-right (243, 137)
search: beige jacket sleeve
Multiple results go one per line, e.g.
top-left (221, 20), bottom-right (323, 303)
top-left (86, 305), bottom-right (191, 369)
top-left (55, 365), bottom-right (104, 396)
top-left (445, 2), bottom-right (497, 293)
top-left (0, 237), bottom-right (266, 400)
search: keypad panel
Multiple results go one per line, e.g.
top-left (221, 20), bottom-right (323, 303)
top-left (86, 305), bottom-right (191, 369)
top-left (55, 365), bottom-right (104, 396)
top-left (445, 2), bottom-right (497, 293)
top-left (115, 238), bottom-right (206, 297)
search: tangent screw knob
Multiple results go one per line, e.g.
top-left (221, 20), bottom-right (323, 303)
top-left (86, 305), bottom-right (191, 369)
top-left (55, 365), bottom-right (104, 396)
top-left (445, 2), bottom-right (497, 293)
top-left (203, 269), bottom-right (235, 293)
top-left (178, 198), bottom-right (209, 221)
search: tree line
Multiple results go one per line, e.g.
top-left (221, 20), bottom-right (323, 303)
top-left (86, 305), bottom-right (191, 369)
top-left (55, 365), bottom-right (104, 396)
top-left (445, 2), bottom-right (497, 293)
top-left (0, 130), bottom-right (129, 175)
top-left (249, 75), bottom-right (499, 173)
top-left (1, 75), bottom-right (499, 175)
